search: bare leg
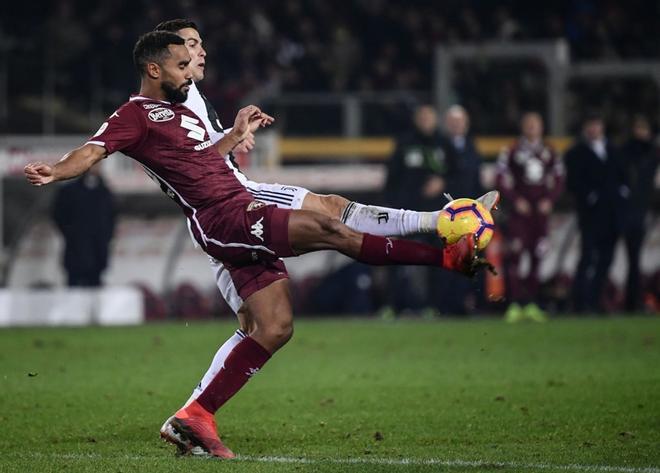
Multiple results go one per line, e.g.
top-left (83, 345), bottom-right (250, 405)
top-left (288, 210), bottom-right (364, 256)
top-left (241, 279), bottom-right (294, 354)
top-left (301, 193), bottom-right (348, 219)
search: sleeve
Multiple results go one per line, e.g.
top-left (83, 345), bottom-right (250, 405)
top-left (495, 146), bottom-right (518, 203)
top-left (383, 139), bottom-right (405, 205)
top-left (564, 146), bottom-right (588, 202)
top-left (86, 105), bottom-right (146, 155)
top-left (208, 127), bottom-right (226, 145)
top-left (547, 147), bottom-right (565, 203)
top-left (52, 185), bottom-right (70, 232)
top-left (615, 147), bottom-right (629, 188)
top-left (470, 144), bottom-right (484, 196)
top-left (435, 136), bottom-right (456, 177)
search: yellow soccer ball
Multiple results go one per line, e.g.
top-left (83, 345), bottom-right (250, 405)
top-left (437, 198), bottom-right (494, 250)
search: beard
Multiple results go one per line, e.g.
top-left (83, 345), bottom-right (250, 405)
top-left (162, 79), bottom-right (191, 104)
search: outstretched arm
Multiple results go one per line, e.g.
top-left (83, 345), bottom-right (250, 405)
top-left (24, 143), bottom-right (108, 186)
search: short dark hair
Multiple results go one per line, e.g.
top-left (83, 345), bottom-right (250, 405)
top-left (631, 114), bottom-right (650, 127)
top-left (133, 31), bottom-right (185, 75)
top-left (154, 19), bottom-right (198, 33)
top-left (582, 110), bottom-right (604, 125)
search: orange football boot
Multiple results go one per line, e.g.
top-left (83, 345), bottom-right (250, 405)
top-left (161, 400), bottom-right (235, 459)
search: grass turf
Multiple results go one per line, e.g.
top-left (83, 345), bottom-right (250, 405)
top-left (0, 317), bottom-right (659, 472)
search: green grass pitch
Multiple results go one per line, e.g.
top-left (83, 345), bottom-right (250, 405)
top-left (0, 317), bottom-right (659, 472)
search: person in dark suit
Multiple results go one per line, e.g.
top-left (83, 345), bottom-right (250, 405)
top-left (564, 114), bottom-right (629, 312)
top-left (383, 104), bottom-right (456, 314)
top-left (442, 105), bottom-right (483, 201)
top-left (621, 116), bottom-right (659, 311)
top-left (53, 164), bottom-right (116, 287)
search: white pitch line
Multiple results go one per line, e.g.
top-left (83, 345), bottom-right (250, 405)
top-left (239, 455), bottom-right (660, 473)
top-left (10, 452), bottom-right (660, 473)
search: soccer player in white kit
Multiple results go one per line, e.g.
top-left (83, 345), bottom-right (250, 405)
top-left (153, 19), bottom-right (499, 455)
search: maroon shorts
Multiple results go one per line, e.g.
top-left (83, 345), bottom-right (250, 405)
top-left (202, 201), bottom-right (293, 302)
top-left (225, 258), bottom-right (289, 303)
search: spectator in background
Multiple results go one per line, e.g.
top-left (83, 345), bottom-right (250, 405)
top-left (442, 105), bottom-right (483, 199)
top-left (564, 114), bottom-right (629, 313)
top-left (434, 105), bottom-right (484, 314)
top-left (53, 164), bottom-right (115, 287)
top-left (385, 104), bottom-right (453, 212)
top-left (496, 112), bottom-right (563, 322)
top-left (621, 115), bottom-right (659, 311)
top-left (383, 104), bottom-right (455, 315)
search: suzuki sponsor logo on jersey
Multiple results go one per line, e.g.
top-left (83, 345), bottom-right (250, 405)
top-left (142, 103), bottom-right (161, 110)
top-left (250, 217), bottom-right (265, 241)
top-left (148, 107), bottom-right (175, 122)
top-left (194, 140), bottom-right (214, 151)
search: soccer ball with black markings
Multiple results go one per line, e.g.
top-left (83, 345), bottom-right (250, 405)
top-left (437, 198), bottom-right (495, 250)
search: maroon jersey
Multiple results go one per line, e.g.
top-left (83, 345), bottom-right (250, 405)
top-left (86, 95), bottom-right (268, 256)
top-left (495, 138), bottom-right (563, 213)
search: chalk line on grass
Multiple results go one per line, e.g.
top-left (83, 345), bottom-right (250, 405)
top-left (8, 452), bottom-right (660, 473)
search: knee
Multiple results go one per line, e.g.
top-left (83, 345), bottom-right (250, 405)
top-left (237, 306), bottom-right (253, 333)
top-left (319, 194), bottom-right (349, 219)
top-left (258, 312), bottom-right (294, 351)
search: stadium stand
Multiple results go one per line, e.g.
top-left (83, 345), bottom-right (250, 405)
top-left (2, 0), bottom-right (660, 133)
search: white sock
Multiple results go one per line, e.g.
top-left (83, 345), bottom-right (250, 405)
top-left (341, 202), bottom-right (439, 236)
top-left (184, 329), bottom-right (247, 406)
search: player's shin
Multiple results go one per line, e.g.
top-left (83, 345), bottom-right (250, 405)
top-left (184, 329), bottom-right (247, 406)
top-left (195, 336), bottom-right (271, 414)
top-left (354, 233), bottom-right (486, 276)
top-left (341, 202), bottom-right (439, 236)
top-left (356, 233), bottom-right (445, 266)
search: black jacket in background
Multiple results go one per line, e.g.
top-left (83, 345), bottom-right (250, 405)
top-left (384, 129), bottom-right (456, 211)
top-left (444, 135), bottom-right (483, 200)
top-left (621, 138), bottom-right (659, 224)
top-left (52, 175), bottom-right (116, 285)
top-left (564, 140), bottom-right (629, 231)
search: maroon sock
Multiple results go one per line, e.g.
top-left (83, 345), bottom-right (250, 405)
top-left (196, 337), bottom-right (271, 414)
top-left (357, 234), bottom-right (444, 267)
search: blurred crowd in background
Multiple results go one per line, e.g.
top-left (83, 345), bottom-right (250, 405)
top-left (2, 0), bottom-right (660, 133)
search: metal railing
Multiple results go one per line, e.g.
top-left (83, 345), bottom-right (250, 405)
top-left (434, 40), bottom-right (660, 135)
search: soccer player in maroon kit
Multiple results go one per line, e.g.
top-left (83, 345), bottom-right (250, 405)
top-left (496, 112), bottom-right (563, 322)
top-left (25, 32), bottom-right (492, 458)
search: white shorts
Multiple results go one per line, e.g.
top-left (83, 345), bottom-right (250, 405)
top-left (243, 180), bottom-right (309, 210)
top-left (209, 180), bottom-right (310, 314)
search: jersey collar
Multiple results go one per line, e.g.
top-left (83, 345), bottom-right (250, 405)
top-left (129, 94), bottom-right (172, 104)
